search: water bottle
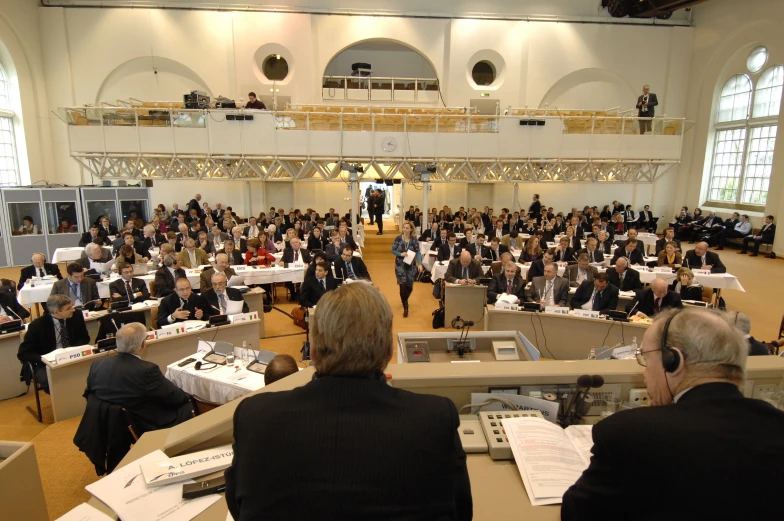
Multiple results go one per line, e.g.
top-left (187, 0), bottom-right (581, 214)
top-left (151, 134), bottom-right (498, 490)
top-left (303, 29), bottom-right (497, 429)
top-left (631, 336), bottom-right (638, 352)
top-left (588, 346), bottom-right (597, 360)
top-left (241, 340), bottom-right (249, 364)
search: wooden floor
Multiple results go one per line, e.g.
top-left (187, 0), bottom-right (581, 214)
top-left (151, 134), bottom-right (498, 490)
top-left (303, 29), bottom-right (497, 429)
top-left (0, 221), bottom-right (781, 519)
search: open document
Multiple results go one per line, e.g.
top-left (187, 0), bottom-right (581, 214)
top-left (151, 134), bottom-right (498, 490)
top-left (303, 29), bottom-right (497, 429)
top-left (504, 417), bottom-right (593, 506)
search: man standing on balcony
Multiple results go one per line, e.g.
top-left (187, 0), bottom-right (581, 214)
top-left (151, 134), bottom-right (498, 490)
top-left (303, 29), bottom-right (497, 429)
top-left (246, 92), bottom-right (266, 110)
top-left (636, 84), bottom-right (658, 135)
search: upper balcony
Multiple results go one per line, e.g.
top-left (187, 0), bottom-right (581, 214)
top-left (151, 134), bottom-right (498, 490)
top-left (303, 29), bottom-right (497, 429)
top-left (321, 76), bottom-right (441, 103)
top-left (62, 103), bottom-right (689, 168)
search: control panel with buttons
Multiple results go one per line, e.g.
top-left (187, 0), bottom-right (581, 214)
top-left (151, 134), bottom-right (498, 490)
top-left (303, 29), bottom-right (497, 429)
top-left (479, 410), bottom-right (544, 460)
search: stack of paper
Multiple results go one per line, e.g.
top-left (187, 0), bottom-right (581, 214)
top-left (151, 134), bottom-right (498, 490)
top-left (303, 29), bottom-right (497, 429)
top-left (504, 417), bottom-right (593, 506)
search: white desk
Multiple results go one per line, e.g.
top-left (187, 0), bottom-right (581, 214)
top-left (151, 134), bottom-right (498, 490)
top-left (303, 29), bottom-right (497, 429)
top-left (51, 246), bottom-right (112, 264)
top-left (431, 261), bottom-right (566, 282)
top-left (165, 349), bottom-right (265, 404)
top-left (17, 281), bottom-right (58, 308)
top-left (601, 267), bottom-right (745, 292)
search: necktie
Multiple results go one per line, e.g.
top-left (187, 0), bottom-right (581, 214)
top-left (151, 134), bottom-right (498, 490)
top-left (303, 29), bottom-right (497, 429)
top-left (578, 270), bottom-right (585, 284)
top-left (126, 281), bottom-right (133, 300)
top-left (38, 268), bottom-right (44, 278)
top-left (294, 251), bottom-right (299, 262)
top-left (462, 267), bottom-right (468, 280)
top-left (58, 319), bottom-right (70, 348)
top-left (593, 291), bottom-right (601, 311)
top-left (218, 293), bottom-right (227, 314)
top-left (70, 283), bottom-right (80, 303)
top-left (619, 273), bottom-right (625, 287)
top-left (546, 280), bottom-right (554, 305)
top-left (655, 298), bottom-right (662, 314)
top-left (507, 279), bottom-right (513, 293)
top-left (151, 237), bottom-right (156, 246)
top-left (320, 279), bottom-right (325, 290)
top-left (346, 261), bottom-right (356, 279)
top-left (701, 255), bottom-right (706, 266)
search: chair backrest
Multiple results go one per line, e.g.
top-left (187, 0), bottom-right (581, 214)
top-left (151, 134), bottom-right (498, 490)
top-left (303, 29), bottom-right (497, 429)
top-left (490, 261), bottom-right (503, 276)
top-left (149, 280), bottom-right (157, 298)
top-left (121, 407), bottom-right (140, 441)
top-left (190, 395), bottom-right (221, 416)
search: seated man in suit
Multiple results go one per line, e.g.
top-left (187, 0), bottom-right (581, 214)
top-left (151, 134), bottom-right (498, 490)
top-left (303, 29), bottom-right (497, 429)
top-left (654, 227), bottom-right (681, 255)
top-left (18, 253), bottom-right (63, 290)
top-left (208, 226), bottom-right (229, 253)
top-left (562, 308), bottom-right (784, 521)
top-left (109, 263), bottom-right (150, 304)
top-left (17, 294), bottom-right (90, 389)
top-left (611, 239), bottom-right (645, 266)
top-left (429, 228), bottom-right (449, 250)
top-left (50, 263), bottom-right (101, 310)
top-left (739, 215), bottom-right (776, 257)
top-left (112, 231), bottom-right (149, 261)
top-left (528, 262), bottom-right (569, 306)
top-left (336, 222), bottom-right (358, 250)
top-left (264, 354), bottom-right (300, 386)
top-left (639, 204), bottom-right (655, 233)
top-left (596, 230), bottom-right (612, 255)
top-left (723, 310), bottom-right (771, 356)
top-left (577, 237), bottom-right (605, 264)
top-left (487, 261), bottom-right (526, 304)
top-left (281, 237), bottom-right (313, 301)
top-left (299, 261), bottom-right (338, 308)
top-left (200, 253), bottom-right (238, 291)
top-left (465, 234), bottom-right (490, 262)
top-left (571, 273), bottom-right (619, 314)
top-left (156, 277), bottom-right (211, 328)
top-left (0, 281), bottom-right (30, 322)
top-left (84, 322), bottom-right (193, 435)
top-left (683, 241), bottom-right (727, 273)
top-left (437, 233), bottom-right (462, 262)
top-left (79, 224), bottom-right (103, 247)
top-left (444, 251), bottom-right (483, 285)
top-left (566, 254), bottom-right (599, 287)
top-left (606, 257), bottom-right (643, 292)
top-left (217, 239), bottom-right (244, 266)
top-left (627, 277), bottom-right (683, 319)
top-left (527, 249), bottom-right (555, 282)
top-left (501, 230), bottom-right (525, 251)
top-left (179, 238), bottom-right (210, 269)
top-left (76, 242), bottom-right (113, 276)
top-left (141, 224), bottom-right (166, 251)
top-left (614, 228), bottom-right (646, 254)
top-left (334, 246), bottom-right (371, 281)
top-left (486, 236), bottom-right (509, 262)
top-left (153, 253), bottom-right (187, 298)
top-left (553, 236), bottom-right (575, 265)
top-left (225, 282), bottom-right (472, 521)
top-left (202, 272), bottom-right (249, 316)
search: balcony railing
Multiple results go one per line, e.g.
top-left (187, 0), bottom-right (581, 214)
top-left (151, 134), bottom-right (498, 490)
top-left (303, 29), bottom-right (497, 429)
top-left (321, 76), bottom-right (440, 102)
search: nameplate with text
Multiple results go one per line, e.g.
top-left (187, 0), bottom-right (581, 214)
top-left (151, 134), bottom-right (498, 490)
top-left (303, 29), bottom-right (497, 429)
top-left (155, 326), bottom-right (186, 339)
top-left (571, 309), bottom-right (601, 319)
top-left (146, 330), bottom-right (158, 341)
top-left (55, 345), bottom-right (96, 365)
top-left (544, 306), bottom-right (569, 315)
top-left (494, 302), bottom-right (518, 311)
top-left (652, 267), bottom-right (673, 273)
top-left (693, 269), bottom-right (711, 275)
top-left (633, 265), bottom-right (651, 272)
top-left (229, 312), bottom-right (259, 324)
top-left (140, 444), bottom-right (234, 487)
top-left (233, 265), bottom-right (250, 272)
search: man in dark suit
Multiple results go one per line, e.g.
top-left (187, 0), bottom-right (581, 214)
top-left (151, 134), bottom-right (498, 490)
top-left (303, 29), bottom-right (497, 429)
top-left (0, 285), bottom-right (30, 321)
top-left (334, 246), bottom-right (371, 281)
top-left (486, 237), bottom-right (509, 262)
top-left (280, 238), bottom-right (312, 266)
top-left (218, 240), bottom-right (244, 266)
top-left (740, 215), bottom-right (776, 256)
top-left (299, 261), bottom-right (338, 308)
top-left (187, 194), bottom-right (202, 217)
top-left (611, 239), bottom-right (645, 266)
top-left (654, 227), bottom-right (681, 255)
top-left (529, 194), bottom-right (541, 218)
top-left (635, 84), bottom-right (658, 134)
top-left (141, 225), bottom-right (166, 250)
top-left (50, 263), bottom-right (101, 310)
top-left (201, 272), bottom-right (249, 315)
top-left (437, 234), bottom-right (463, 262)
top-left (17, 294), bottom-right (90, 388)
top-left (418, 222), bottom-right (440, 243)
top-left (156, 278), bottom-right (211, 328)
top-left (683, 242), bottom-right (726, 273)
top-left (79, 224), bottom-right (103, 247)
top-left (465, 234), bottom-right (490, 262)
top-left (638, 205), bottom-right (655, 233)
top-left (614, 228), bottom-right (647, 254)
top-left (444, 252), bottom-right (483, 285)
top-left (627, 278), bottom-right (683, 319)
top-left (211, 203), bottom-right (225, 222)
top-left (85, 322), bottom-right (193, 434)
top-left (225, 282), bottom-right (472, 521)
top-left (76, 243), bottom-right (113, 274)
top-left (98, 216), bottom-right (118, 239)
top-left (109, 263), bottom-right (150, 304)
top-left (113, 231), bottom-right (149, 260)
top-left (373, 189), bottom-right (385, 234)
top-left (153, 253), bottom-right (187, 298)
top-left (366, 189), bottom-right (376, 226)
top-left (18, 253), bottom-right (62, 290)
top-left (528, 262), bottom-right (569, 306)
top-left (577, 237), bottom-right (605, 264)
top-left (553, 236), bottom-right (575, 264)
top-left (571, 273), bottom-right (619, 314)
top-left (487, 261), bottom-right (526, 304)
top-left (624, 205), bottom-right (636, 230)
top-left (526, 250), bottom-right (555, 283)
top-left (606, 257), bottom-right (643, 292)
top-left (562, 308), bottom-right (784, 521)
top-left (596, 231), bottom-right (613, 255)
top-left (566, 254), bottom-right (599, 287)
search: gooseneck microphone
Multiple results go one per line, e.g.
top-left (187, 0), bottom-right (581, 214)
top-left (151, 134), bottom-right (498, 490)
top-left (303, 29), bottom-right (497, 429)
top-left (560, 374), bottom-right (605, 427)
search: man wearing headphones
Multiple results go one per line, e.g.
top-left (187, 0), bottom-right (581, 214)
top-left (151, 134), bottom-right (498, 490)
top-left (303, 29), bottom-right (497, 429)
top-left (562, 308), bottom-right (784, 520)
top-left (18, 253), bottom-right (62, 290)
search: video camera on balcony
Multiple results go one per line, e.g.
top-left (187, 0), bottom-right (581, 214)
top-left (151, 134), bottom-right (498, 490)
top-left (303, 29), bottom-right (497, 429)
top-left (184, 90), bottom-right (210, 109)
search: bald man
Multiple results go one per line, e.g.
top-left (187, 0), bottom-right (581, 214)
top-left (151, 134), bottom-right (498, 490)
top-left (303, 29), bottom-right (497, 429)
top-left (627, 277), bottom-right (683, 318)
top-left (444, 251), bottom-right (483, 285)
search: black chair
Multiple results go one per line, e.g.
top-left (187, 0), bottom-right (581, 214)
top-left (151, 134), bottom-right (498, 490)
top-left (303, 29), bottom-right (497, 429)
top-left (95, 310), bottom-right (147, 341)
top-left (190, 395), bottom-right (221, 416)
top-left (25, 362), bottom-right (46, 423)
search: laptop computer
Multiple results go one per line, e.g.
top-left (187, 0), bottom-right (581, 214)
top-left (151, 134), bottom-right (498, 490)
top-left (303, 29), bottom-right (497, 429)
top-left (132, 263), bottom-right (149, 275)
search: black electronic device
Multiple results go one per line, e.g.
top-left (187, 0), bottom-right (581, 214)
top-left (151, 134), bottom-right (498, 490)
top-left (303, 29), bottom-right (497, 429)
top-left (246, 349), bottom-right (277, 375)
top-left (178, 357), bottom-right (197, 367)
top-left (182, 476), bottom-right (226, 500)
top-left (208, 314), bottom-right (229, 327)
top-left (214, 96), bottom-right (236, 109)
top-left (110, 301), bottom-right (131, 313)
top-left (0, 319), bottom-right (23, 334)
top-left (184, 90), bottom-right (210, 109)
top-left (95, 337), bottom-right (117, 353)
top-left (522, 302), bottom-right (542, 312)
top-left (607, 310), bottom-right (629, 322)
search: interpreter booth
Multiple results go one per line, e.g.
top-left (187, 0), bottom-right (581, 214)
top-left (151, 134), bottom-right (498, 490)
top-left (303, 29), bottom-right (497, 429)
top-left (1, 187), bottom-right (83, 267)
top-left (80, 186), bottom-right (151, 232)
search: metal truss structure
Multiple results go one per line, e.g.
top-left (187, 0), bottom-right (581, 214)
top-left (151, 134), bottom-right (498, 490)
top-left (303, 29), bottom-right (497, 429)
top-left (72, 155), bottom-right (677, 183)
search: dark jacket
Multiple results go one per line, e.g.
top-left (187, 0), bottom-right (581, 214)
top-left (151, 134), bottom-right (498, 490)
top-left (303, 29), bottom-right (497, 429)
top-left (299, 275), bottom-right (338, 308)
top-left (437, 243), bottom-right (463, 262)
top-left (156, 292), bottom-right (211, 328)
top-left (201, 287), bottom-right (249, 315)
top-left (571, 280), bottom-right (620, 313)
top-left (218, 248), bottom-right (245, 266)
top-left (0, 291), bottom-right (30, 321)
top-left (562, 383), bottom-right (784, 521)
top-left (18, 263), bottom-right (62, 290)
top-left (611, 248), bottom-right (645, 267)
top-left (79, 232), bottom-right (102, 247)
top-left (626, 288), bottom-right (683, 317)
top-left (281, 248), bottom-right (312, 265)
top-left (682, 250), bottom-right (727, 273)
top-left (487, 274), bottom-right (525, 303)
top-left (153, 266), bottom-right (187, 298)
top-left (73, 393), bottom-right (135, 475)
top-left (108, 277), bottom-right (150, 304)
top-left (444, 259), bottom-right (483, 284)
top-left (670, 280), bottom-right (704, 302)
top-left (334, 257), bottom-right (371, 281)
top-left (225, 374), bottom-right (472, 521)
top-left (606, 268), bottom-right (643, 292)
top-left (576, 247), bottom-right (604, 264)
top-left (18, 312), bottom-right (90, 384)
top-left (465, 243), bottom-right (490, 261)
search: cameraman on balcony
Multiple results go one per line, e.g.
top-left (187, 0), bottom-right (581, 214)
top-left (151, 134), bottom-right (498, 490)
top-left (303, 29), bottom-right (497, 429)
top-left (246, 92), bottom-right (266, 110)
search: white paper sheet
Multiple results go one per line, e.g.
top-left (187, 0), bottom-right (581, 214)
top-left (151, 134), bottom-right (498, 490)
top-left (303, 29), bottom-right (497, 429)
top-left (403, 250), bottom-right (416, 265)
top-left (55, 503), bottom-right (114, 521)
top-left (226, 299), bottom-right (244, 315)
top-left (227, 275), bottom-right (245, 287)
top-left (504, 417), bottom-right (591, 506)
top-left (85, 450), bottom-right (220, 521)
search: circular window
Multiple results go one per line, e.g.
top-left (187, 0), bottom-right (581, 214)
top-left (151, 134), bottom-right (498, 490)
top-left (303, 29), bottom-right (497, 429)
top-left (262, 55), bottom-right (289, 81)
top-left (747, 46), bottom-right (768, 73)
top-left (471, 61), bottom-right (496, 86)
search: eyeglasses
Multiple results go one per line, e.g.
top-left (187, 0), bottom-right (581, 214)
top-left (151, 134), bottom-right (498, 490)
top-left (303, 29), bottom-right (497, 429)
top-left (635, 347), bottom-right (662, 367)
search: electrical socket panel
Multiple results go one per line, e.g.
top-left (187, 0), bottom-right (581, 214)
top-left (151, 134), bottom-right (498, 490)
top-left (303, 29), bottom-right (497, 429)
top-left (519, 384), bottom-right (621, 416)
top-left (752, 383), bottom-right (779, 398)
top-left (628, 388), bottom-right (649, 406)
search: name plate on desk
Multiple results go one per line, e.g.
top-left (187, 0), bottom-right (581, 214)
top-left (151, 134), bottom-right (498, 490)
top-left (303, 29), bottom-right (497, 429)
top-left (572, 309), bottom-right (601, 319)
top-left (494, 302), bottom-right (518, 311)
top-left (291, 261), bottom-right (305, 269)
top-left (229, 311), bottom-right (259, 324)
top-left (55, 345), bottom-right (95, 365)
top-left (633, 265), bottom-right (651, 272)
top-left (693, 269), bottom-right (711, 275)
top-left (155, 326), bottom-right (186, 339)
top-left (185, 268), bottom-right (202, 275)
top-left (29, 277), bottom-right (56, 287)
top-left (653, 267), bottom-right (673, 273)
top-left (233, 265), bottom-right (250, 272)
top-left (140, 444), bottom-right (234, 487)
top-left (544, 306), bottom-right (569, 315)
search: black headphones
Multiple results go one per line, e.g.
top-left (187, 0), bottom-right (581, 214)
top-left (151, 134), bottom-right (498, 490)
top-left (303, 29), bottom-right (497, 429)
top-left (660, 313), bottom-right (681, 373)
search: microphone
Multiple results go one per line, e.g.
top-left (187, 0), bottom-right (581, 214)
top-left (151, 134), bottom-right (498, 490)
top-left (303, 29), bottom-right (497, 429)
top-left (626, 300), bottom-right (639, 318)
top-left (560, 375), bottom-right (605, 427)
top-left (4, 305), bottom-right (22, 321)
top-left (111, 318), bottom-right (120, 331)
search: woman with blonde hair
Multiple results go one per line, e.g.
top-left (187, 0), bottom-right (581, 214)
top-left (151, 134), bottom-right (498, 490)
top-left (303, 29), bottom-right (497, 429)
top-left (390, 221), bottom-right (423, 317)
top-left (670, 267), bottom-right (703, 301)
top-left (657, 242), bottom-right (682, 268)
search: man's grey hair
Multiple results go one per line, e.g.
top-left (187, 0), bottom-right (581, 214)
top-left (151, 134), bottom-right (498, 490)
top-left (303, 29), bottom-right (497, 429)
top-left (214, 253), bottom-right (228, 264)
top-left (232, 226), bottom-right (243, 234)
top-left (211, 271), bottom-right (228, 284)
top-left (144, 225), bottom-right (155, 234)
top-left (653, 308), bottom-right (747, 382)
top-left (163, 253), bottom-right (179, 267)
top-left (84, 243), bottom-right (101, 256)
top-left (266, 224), bottom-right (276, 233)
top-left (723, 310), bottom-right (752, 336)
top-left (46, 294), bottom-right (72, 313)
top-left (116, 322), bottom-right (148, 354)
top-left (643, 84), bottom-right (650, 89)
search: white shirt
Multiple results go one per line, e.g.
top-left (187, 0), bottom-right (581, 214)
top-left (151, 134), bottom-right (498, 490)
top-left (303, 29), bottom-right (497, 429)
top-left (581, 289), bottom-right (596, 310)
top-left (188, 250), bottom-right (197, 267)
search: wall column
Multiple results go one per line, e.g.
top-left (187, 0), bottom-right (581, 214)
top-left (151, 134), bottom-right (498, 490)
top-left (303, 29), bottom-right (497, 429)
top-left (421, 174), bottom-right (430, 233)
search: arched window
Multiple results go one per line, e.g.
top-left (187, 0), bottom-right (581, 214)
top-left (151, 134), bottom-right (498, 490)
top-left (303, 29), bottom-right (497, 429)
top-left (707, 47), bottom-right (783, 207)
top-left (0, 63), bottom-right (21, 186)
